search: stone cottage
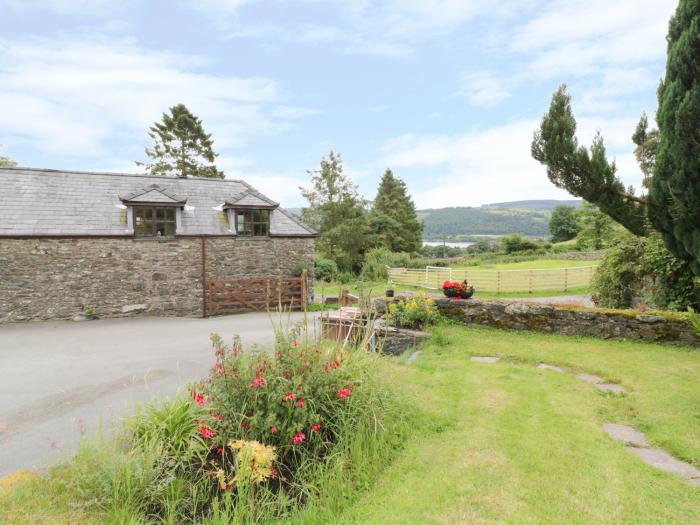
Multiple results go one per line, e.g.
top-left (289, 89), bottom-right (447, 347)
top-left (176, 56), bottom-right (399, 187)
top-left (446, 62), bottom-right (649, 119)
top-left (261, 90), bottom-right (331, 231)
top-left (0, 167), bottom-right (316, 323)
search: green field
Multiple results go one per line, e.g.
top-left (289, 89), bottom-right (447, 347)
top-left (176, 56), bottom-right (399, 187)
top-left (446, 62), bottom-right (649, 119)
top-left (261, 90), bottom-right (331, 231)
top-left (455, 258), bottom-right (599, 270)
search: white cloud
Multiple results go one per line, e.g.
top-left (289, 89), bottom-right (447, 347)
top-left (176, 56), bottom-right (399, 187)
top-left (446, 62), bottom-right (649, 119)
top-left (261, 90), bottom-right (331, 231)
top-left (0, 34), bottom-right (312, 159)
top-left (0, 0), bottom-right (135, 15)
top-left (381, 116), bottom-right (645, 208)
top-left (456, 70), bottom-right (510, 107)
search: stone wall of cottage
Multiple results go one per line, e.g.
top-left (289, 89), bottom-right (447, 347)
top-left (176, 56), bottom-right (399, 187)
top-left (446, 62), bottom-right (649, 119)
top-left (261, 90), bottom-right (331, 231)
top-left (0, 237), bottom-right (315, 323)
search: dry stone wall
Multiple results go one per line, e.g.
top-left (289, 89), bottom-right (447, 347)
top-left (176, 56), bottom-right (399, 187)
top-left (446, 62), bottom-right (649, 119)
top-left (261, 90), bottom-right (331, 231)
top-left (430, 297), bottom-right (700, 345)
top-left (0, 237), bottom-right (314, 323)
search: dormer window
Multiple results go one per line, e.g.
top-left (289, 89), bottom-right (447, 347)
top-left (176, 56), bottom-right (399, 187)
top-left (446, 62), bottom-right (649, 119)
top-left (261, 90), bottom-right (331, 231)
top-left (134, 207), bottom-right (176, 238)
top-left (236, 209), bottom-right (270, 236)
top-left (119, 184), bottom-right (186, 239)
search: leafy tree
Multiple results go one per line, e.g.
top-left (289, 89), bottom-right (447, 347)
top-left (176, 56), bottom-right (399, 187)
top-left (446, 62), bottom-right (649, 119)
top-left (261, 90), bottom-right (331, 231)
top-left (575, 202), bottom-right (620, 251)
top-left (301, 151), bottom-right (370, 273)
top-left (138, 104), bottom-right (223, 178)
top-left (531, 86), bottom-right (647, 236)
top-left (631, 112), bottom-right (659, 187)
top-left (0, 145), bottom-right (17, 167)
top-left (648, 0), bottom-right (700, 276)
top-left (500, 234), bottom-right (539, 254)
top-left (369, 169), bottom-right (423, 252)
top-left (548, 205), bottom-right (580, 242)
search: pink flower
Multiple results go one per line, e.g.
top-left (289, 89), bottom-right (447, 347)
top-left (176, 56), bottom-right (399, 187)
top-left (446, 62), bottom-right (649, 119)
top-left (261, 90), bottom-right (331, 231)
top-left (194, 392), bottom-right (208, 405)
top-left (199, 426), bottom-right (215, 439)
top-left (283, 371), bottom-right (292, 378)
top-left (291, 432), bottom-right (306, 445)
top-left (291, 341), bottom-right (301, 348)
top-left (284, 392), bottom-right (297, 402)
top-left (270, 468), bottom-right (278, 479)
top-left (295, 396), bottom-right (305, 408)
top-left (311, 423), bottom-right (322, 431)
top-left (249, 375), bottom-right (266, 388)
top-left (270, 426), bottom-right (278, 434)
top-left (337, 387), bottom-right (352, 400)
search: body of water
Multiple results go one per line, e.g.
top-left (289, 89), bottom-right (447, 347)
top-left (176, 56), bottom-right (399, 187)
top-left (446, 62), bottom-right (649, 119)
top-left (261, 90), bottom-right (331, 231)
top-left (423, 241), bottom-right (474, 248)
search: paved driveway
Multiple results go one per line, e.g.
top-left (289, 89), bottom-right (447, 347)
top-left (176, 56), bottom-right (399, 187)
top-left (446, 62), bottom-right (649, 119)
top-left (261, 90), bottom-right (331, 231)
top-left (0, 312), bottom-right (317, 476)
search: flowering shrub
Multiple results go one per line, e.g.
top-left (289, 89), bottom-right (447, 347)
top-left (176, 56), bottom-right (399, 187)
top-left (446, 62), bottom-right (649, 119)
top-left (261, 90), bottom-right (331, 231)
top-left (442, 280), bottom-right (475, 299)
top-left (192, 331), bottom-right (365, 484)
top-left (387, 293), bottom-right (439, 329)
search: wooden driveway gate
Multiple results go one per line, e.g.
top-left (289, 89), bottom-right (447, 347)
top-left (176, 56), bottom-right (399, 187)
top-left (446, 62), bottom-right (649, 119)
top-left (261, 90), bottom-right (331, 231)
top-left (206, 276), bottom-right (307, 315)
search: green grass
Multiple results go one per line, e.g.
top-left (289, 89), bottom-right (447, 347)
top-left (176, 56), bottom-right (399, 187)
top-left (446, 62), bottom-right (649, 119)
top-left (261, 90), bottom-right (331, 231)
top-left (455, 258), bottom-right (599, 270)
top-left (329, 325), bottom-right (700, 524)
top-left (3, 325), bottom-right (699, 524)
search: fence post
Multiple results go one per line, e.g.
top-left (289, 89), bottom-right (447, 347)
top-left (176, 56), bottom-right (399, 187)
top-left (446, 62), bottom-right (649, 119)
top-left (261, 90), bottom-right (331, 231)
top-left (528, 270), bottom-right (533, 294)
top-left (497, 271), bottom-right (501, 294)
top-left (564, 268), bottom-right (568, 291)
top-left (424, 267), bottom-right (428, 287)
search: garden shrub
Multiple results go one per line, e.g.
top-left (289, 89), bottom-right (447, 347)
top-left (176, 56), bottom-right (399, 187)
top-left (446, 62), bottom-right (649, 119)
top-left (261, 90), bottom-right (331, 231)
top-left (592, 232), bottom-right (700, 310)
top-left (387, 293), bottom-right (439, 329)
top-left (360, 247), bottom-right (411, 281)
top-left (500, 234), bottom-right (540, 254)
top-left (313, 256), bottom-right (337, 282)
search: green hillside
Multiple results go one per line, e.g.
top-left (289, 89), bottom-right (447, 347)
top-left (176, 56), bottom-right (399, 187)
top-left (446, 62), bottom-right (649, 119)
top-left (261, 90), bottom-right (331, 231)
top-left (418, 207), bottom-right (550, 239)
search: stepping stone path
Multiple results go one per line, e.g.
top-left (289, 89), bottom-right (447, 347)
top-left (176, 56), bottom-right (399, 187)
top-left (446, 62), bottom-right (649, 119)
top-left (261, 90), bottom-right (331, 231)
top-left (537, 363), bottom-right (563, 373)
top-left (595, 383), bottom-right (627, 394)
top-left (470, 356), bottom-right (500, 363)
top-left (577, 373), bottom-right (604, 383)
top-left (603, 423), bottom-right (700, 486)
top-left (406, 350), bottom-right (422, 365)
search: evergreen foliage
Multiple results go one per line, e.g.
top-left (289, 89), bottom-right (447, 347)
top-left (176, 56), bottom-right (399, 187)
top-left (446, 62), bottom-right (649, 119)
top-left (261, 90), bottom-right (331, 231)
top-left (531, 86), bottom-right (647, 236)
top-left (369, 169), bottom-right (423, 252)
top-left (631, 112), bottom-right (659, 187)
top-left (138, 104), bottom-right (223, 178)
top-left (548, 205), bottom-right (580, 242)
top-left (648, 0), bottom-right (700, 275)
top-left (301, 151), bottom-right (370, 273)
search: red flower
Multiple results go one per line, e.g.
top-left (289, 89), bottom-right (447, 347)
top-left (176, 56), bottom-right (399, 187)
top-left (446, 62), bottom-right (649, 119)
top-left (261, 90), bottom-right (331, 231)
top-left (194, 392), bottom-right (208, 405)
top-left (199, 426), bottom-right (215, 439)
top-left (283, 370), bottom-right (292, 378)
top-left (217, 447), bottom-right (224, 455)
top-left (303, 361), bottom-right (310, 367)
top-left (249, 375), bottom-right (266, 388)
top-left (295, 396), bottom-right (305, 408)
top-left (337, 387), bottom-right (352, 399)
top-left (284, 392), bottom-right (297, 402)
top-left (291, 341), bottom-right (301, 347)
top-left (291, 432), bottom-right (306, 445)
top-left (213, 413), bottom-right (223, 421)
top-left (311, 423), bottom-right (322, 431)
top-left (270, 426), bottom-right (278, 434)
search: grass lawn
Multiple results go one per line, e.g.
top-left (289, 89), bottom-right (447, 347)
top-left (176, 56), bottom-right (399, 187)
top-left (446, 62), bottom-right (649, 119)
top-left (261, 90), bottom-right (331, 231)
top-left (455, 258), bottom-right (599, 270)
top-left (3, 325), bottom-right (698, 524)
top-left (329, 325), bottom-right (700, 524)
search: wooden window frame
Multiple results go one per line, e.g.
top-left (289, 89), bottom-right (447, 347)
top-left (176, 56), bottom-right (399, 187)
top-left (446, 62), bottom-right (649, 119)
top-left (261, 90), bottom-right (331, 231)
top-left (235, 209), bottom-right (270, 237)
top-left (133, 206), bottom-right (177, 238)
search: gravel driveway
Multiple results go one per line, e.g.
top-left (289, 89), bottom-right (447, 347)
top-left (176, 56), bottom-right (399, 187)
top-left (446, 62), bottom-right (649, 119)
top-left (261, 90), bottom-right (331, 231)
top-left (0, 312), bottom-right (317, 476)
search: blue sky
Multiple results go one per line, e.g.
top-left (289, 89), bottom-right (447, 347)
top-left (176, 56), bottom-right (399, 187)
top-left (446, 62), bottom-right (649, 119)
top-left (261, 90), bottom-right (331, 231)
top-left (0, 0), bottom-right (677, 208)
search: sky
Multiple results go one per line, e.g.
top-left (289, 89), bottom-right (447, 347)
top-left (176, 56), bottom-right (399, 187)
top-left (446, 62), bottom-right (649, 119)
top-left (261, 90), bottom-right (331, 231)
top-left (0, 0), bottom-right (678, 209)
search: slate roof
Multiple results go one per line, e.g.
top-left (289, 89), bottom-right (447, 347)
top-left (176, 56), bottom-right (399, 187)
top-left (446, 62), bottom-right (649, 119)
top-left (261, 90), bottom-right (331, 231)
top-left (0, 167), bottom-right (316, 237)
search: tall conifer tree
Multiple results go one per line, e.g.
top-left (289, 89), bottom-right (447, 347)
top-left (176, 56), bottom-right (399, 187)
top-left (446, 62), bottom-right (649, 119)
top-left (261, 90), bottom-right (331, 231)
top-left (138, 104), bottom-right (223, 178)
top-left (648, 0), bottom-right (700, 275)
top-left (369, 169), bottom-right (423, 252)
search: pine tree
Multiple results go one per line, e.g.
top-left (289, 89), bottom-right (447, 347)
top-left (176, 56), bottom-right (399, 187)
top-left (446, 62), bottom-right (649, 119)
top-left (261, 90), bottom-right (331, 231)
top-left (138, 104), bottom-right (223, 178)
top-left (648, 0), bottom-right (700, 275)
top-left (369, 169), bottom-right (423, 252)
top-left (300, 151), bottom-right (370, 272)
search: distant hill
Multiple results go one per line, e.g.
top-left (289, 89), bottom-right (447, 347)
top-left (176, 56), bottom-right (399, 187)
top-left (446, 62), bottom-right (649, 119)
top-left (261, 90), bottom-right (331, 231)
top-left (482, 199), bottom-right (581, 210)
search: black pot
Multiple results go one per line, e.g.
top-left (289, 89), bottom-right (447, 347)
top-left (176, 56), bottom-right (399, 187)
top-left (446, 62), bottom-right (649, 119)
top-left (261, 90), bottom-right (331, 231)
top-left (385, 289), bottom-right (395, 298)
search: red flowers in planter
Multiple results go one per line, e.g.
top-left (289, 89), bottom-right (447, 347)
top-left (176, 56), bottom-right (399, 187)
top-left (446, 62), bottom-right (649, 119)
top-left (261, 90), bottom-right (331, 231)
top-left (442, 280), bottom-right (475, 299)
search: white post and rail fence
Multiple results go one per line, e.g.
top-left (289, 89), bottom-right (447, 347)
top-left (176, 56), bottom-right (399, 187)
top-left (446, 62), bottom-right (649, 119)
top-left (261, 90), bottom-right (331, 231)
top-left (387, 265), bottom-right (598, 294)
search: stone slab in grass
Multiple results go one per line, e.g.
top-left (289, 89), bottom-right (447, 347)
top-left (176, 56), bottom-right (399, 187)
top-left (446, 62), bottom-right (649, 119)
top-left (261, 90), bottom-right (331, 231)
top-left (629, 447), bottom-right (700, 482)
top-left (537, 363), bottom-right (563, 372)
top-left (602, 423), bottom-right (648, 447)
top-left (406, 351), bottom-right (422, 365)
top-left (596, 383), bottom-right (626, 394)
top-left (577, 373), bottom-right (604, 383)
top-left (471, 356), bottom-right (500, 363)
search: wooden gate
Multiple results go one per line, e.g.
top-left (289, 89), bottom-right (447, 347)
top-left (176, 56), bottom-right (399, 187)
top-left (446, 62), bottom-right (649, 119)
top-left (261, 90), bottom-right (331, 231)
top-left (206, 276), bottom-right (307, 315)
